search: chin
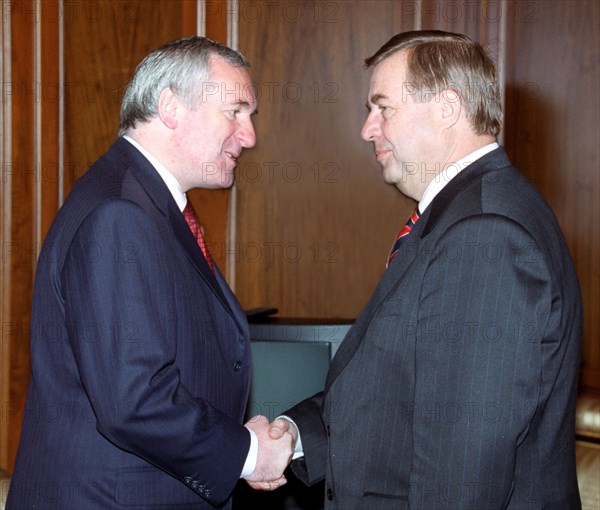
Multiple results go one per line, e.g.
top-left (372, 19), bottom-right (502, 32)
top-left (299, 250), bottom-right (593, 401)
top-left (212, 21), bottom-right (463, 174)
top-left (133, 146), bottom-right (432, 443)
top-left (193, 175), bottom-right (234, 190)
top-left (212, 177), bottom-right (234, 190)
top-left (382, 169), bottom-right (396, 185)
top-left (221, 172), bottom-right (236, 188)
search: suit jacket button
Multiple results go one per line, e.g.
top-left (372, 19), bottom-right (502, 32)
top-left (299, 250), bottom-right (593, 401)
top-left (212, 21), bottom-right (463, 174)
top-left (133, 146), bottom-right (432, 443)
top-left (233, 361), bottom-right (242, 371)
top-left (326, 487), bottom-right (333, 501)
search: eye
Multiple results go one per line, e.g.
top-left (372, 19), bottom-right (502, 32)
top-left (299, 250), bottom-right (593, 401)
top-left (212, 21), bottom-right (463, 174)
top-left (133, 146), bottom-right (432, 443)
top-left (379, 105), bottom-right (394, 119)
top-left (227, 109), bottom-right (240, 120)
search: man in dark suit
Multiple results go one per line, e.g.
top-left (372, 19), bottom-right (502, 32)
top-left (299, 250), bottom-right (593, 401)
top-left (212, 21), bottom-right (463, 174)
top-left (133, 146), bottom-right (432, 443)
top-left (7, 37), bottom-right (293, 509)
top-left (262, 30), bottom-right (583, 509)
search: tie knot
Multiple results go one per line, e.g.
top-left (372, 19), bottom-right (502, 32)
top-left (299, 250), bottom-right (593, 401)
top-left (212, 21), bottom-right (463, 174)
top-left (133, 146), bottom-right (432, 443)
top-left (183, 201), bottom-right (196, 220)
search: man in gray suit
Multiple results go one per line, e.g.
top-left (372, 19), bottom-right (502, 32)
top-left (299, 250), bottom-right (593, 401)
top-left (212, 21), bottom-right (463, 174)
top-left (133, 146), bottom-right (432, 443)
top-left (259, 30), bottom-right (583, 509)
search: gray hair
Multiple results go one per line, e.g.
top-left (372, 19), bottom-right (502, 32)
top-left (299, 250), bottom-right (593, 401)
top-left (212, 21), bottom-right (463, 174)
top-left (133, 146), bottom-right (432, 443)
top-left (119, 36), bottom-right (250, 136)
top-left (366, 30), bottom-right (502, 137)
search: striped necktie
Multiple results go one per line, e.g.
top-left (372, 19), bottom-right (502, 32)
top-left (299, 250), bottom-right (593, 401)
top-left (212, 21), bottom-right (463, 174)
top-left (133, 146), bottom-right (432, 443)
top-left (183, 201), bottom-right (214, 273)
top-left (386, 207), bottom-right (420, 268)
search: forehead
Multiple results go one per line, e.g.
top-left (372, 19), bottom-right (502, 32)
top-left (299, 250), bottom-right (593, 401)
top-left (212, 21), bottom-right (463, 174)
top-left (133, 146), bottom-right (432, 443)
top-left (206, 56), bottom-right (257, 107)
top-left (368, 51), bottom-right (409, 101)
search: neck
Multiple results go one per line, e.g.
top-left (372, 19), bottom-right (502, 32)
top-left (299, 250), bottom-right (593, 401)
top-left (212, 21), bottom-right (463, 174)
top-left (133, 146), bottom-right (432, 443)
top-left (403, 135), bottom-right (497, 202)
top-left (443, 134), bottom-right (496, 168)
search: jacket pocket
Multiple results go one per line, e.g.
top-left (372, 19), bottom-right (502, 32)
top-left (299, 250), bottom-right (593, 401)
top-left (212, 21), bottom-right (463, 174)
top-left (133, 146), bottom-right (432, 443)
top-left (362, 491), bottom-right (409, 509)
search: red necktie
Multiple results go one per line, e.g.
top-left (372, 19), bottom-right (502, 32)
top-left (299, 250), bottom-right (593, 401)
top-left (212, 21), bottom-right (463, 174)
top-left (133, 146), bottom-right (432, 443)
top-left (183, 201), bottom-right (214, 273)
top-left (386, 207), bottom-right (420, 268)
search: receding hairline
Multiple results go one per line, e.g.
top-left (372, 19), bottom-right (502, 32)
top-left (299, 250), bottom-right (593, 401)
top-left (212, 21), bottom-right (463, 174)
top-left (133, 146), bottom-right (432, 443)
top-left (364, 30), bottom-right (472, 68)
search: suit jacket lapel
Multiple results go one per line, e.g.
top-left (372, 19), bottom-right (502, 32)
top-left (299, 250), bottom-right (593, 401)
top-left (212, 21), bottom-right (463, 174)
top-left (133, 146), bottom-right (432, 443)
top-left (324, 211), bottom-right (429, 392)
top-left (214, 266), bottom-right (250, 338)
top-left (109, 138), bottom-right (240, 327)
top-left (169, 204), bottom-right (249, 335)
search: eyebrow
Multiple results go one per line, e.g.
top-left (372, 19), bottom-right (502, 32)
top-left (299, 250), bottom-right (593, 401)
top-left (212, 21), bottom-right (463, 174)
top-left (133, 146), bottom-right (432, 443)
top-left (365, 93), bottom-right (388, 110)
top-left (230, 99), bottom-right (258, 114)
top-left (370, 93), bottom-right (387, 104)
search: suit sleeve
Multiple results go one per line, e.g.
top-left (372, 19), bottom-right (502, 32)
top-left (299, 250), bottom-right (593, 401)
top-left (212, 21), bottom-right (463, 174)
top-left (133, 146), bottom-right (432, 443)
top-left (286, 392), bottom-right (328, 485)
top-left (409, 214), bottom-right (550, 509)
top-left (61, 199), bottom-right (249, 507)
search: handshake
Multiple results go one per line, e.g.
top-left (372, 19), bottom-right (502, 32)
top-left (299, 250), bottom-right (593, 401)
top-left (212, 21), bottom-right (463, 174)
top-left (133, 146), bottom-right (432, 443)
top-left (242, 415), bottom-right (298, 491)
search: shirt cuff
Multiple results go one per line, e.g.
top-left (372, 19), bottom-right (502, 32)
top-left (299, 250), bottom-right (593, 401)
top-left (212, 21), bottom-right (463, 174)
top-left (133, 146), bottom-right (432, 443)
top-left (240, 427), bottom-right (258, 478)
top-left (277, 415), bottom-right (304, 459)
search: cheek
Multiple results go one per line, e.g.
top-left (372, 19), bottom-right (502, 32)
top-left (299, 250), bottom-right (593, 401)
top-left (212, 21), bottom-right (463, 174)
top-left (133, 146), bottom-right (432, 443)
top-left (382, 123), bottom-right (405, 151)
top-left (186, 127), bottom-right (217, 158)
top-left (221, 127), bottom-right (238, 145)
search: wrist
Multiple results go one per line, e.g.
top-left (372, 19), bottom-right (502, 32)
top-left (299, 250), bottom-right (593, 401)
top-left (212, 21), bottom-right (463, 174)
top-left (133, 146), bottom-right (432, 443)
top-left (240, 426), bottom-right (258, 478)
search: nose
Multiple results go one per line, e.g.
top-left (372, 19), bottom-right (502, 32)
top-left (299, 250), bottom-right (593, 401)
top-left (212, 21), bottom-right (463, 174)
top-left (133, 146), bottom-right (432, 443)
top-left (361, 111), bottom-right (381, 142)
top-left (238, 118), bottom-right (256, 149)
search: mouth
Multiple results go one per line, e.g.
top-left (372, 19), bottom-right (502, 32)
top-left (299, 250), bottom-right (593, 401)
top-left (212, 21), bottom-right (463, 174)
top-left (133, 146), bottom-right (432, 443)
top-left (225, 151), bottom-right (239, 164)
top-left (374, 149), bottom-right (391, 163)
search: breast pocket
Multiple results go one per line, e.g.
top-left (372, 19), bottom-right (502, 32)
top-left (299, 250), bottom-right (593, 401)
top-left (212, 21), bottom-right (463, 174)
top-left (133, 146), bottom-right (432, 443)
top-left (377, 298), bottom-right (403, 317)
top-left (363, 298), bottom-right (416, 356)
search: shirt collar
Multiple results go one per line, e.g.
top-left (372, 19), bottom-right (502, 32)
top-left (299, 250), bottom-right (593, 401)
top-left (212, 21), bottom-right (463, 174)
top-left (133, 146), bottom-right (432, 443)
top-left (419, 142), bottom-right (499, 213)
top-left (123, 135), bottom-right (188, 212)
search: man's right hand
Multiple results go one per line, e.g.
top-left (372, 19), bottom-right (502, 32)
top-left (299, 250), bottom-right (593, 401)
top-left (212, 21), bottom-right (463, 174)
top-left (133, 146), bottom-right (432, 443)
top-left (243, 415), bottom-right (295, 490)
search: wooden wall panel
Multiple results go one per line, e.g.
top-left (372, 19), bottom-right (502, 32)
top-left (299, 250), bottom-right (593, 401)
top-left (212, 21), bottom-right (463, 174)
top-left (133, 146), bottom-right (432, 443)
top-left (235, 1), bottom-right (414, 319)
top-left (1, 0), bottom-right (43, 474)
top-left (0, 0), bottom-right (62, 472)
top-left (235, 0), bottom-right (505, 318)
top-left (503, 0), bottom-right (600, 391)
top-left (40, 2), bottom-right (61, 239)
top-left (0, 2), bottom-right (8, 476)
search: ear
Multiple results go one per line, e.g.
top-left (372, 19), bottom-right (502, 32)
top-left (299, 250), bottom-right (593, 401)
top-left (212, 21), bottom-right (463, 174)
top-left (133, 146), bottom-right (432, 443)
top-left (157, 87), bottom-right (179, 130)
top-left (439, 88), bottom-right (462, 128)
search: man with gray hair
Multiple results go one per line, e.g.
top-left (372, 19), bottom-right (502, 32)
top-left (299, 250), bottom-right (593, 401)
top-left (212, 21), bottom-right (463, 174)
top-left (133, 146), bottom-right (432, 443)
top-left (7, 36), bottom-right (293, 509)
top-left (265, 30), bottom-right (582, 509)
